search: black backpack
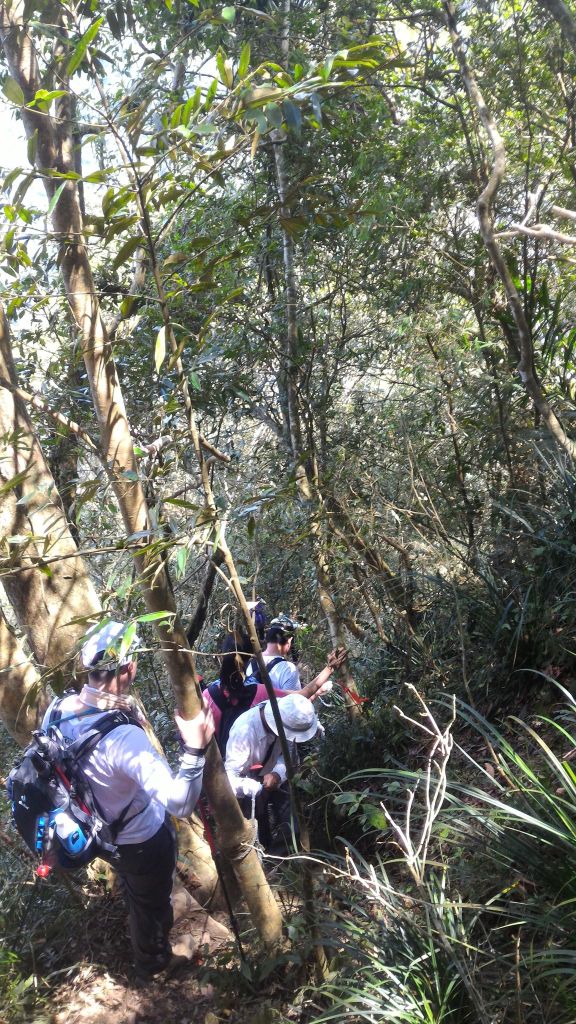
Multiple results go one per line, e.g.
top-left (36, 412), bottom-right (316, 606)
top-left (209, 656), bottom-right (285, 757)
top-left (7, 700), bottom-right (145, 874)
top-left (208, 681), bottom-right (258, 757)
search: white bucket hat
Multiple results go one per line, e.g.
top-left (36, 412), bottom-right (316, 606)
top-left (263, 693), bottom-right (319, 743)
top-left (81, 621), bottom-right (141, 670)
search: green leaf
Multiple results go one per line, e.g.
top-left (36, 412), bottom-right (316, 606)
top-left (3, 167), bottom-right (23, 193)
top-left (221, 5), bottom-right (236, 22)
top-left (27, 131), bottom-right (38, 165)
top-left (189, 371), bottom-right (201, 390)
top-left (163, 252), bottom-right (188, 268)
top-left (322, 53), bottom-right (336, 80)
top-left (112, 236), bottom-right (144, 271)
top-left (245, 108), bottom-right (267, 132)
top-left (120, 294), bottom-right (137, 318)
top-left (265, 103), bottom-right (283, 129)
top-left (3, 77), bottom-right (25, 106)
top-left (106, 9), bottom-right (121, 39)
top-left (365, 806), bottom-right (388, 830)
top-left (176, 546), bottom-right (189, 577)
top-left (118, 621), bottom-right (137, 662)
top-left (136, 611), bottom-right (174, 623)
top-left (12, 172), bottom-right (36, 209)
top-left (66, 17), bottom-right (105, 76)
top-left (46, 181), bottom-right (66, 217)
top-left (45, 169), bottom-right (81, 180)
top-left (190, 122), bottom-right (219, 135)
top-left (84, 169), bottom-right (111, 184)
top-left (155, 326), bottom-right (167, 373)
top-left (0, 470), bottom-right (30, 497)
top-left (204, 78), bottom-right (218, 110)
top-left (216, 50), bottom-right (233, 89)
top-left (279, 215), bottom-right (306, 237)
top-left (333, 792), bottom-right (360, 805)
top-left (281, 100), bottom-right (302, 135)
top-left (164, 497), bottom-right (200, 509)
top-left (238, 43), bottom-right (250, 79)
top-left (310, 93), bottom-right (322, 124)
top-left (29, 88), bottom-right (68, 110)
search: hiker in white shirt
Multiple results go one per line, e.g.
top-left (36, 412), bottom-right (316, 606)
top-left (224, 692), bottom-right (320, 855)
top-left (45, 621), bottom-right (213, 982)
top-left (245, 615), bottom-right (346, 693)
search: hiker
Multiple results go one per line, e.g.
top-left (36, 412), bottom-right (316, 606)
top-left (219, 598), bottom-right (268, 670)
top-left (204, 649), bottom-right (338, 757)
top-left (44, 620), bottom-right (214, 982)
top-left (224, 692), bottom-right (320, 856)
top-left (245, 614), bottom-right (347, 692)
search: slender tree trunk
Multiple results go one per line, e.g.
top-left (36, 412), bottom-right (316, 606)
top-left (443, 0), bottom-right (576, 461)
top-left (187, 551), bottom-right (224, 648)
top-left (425, 336), bottom-right (477, 567)
top-left (538, 0), bottom-right (576, 52)
top-left (351, 564), bottom-right (390, 644)
top-left (271, 69), bottom-right (361, 711)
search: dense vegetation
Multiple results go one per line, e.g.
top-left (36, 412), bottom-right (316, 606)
top-left (3, 0), bottom-right (576, 1020)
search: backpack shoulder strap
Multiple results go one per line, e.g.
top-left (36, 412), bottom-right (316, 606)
top-left (248, 656), bottom-right (285, 684)
top-left (266, 656), bottom-right (285, 672)
top-left (66, 712), bottom-right (148, 836)
top-left (207, 681), bottom-right (228, 712)
top-left (45, 695), bottom-right (63, 728)
top-left (66, 710), bottom-right (142, 763)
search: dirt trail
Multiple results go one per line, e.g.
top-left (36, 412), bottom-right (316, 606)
top-left (50, 881), bottom-right (231, 1024)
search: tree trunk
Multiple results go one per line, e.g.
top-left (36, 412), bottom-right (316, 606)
top-left (0, 609), bottom-right (44, 744)
top-left (271, 88), bottom-right (361, 712)
top-left (0, 302), bottom-right (100, 686)
top-left (538, 0), bottom-right (576, 53)
top-left (0, 1), bottom-right (282, 943)
top-left (443, 0), bottom-right (576, 461)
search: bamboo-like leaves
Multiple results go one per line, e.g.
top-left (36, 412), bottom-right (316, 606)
top-left (155, 326), bottom-right (167, 373)
top-left (66, 17), bottom-right (105, 77)
top-left (2, 77), bottom-right (24, 105)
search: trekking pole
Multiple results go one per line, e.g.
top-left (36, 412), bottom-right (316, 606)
top-left (197, 797), bottom-right (247, 963)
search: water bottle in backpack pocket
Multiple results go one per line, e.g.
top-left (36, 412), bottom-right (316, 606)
top-left (7, 705), bottom-right (145, 875)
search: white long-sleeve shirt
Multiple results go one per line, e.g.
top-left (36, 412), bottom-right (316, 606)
top-left (42, 699), bottom-right (204, 844)
top-left (245, 654), bottom-right (301, 692)
top-left (225, 702), bottom-right (291, 798)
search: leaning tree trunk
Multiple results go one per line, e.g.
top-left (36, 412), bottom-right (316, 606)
top-left (0, 302), bottom-right (101, 686)
top-left (0, 0), bottom-right (282, 944)
top-left (0, 609), bottom-right (44, 745)
top-left (538, 0), bottom-right (576, 52)
top-left (443, 0), bottom-right (576, 461)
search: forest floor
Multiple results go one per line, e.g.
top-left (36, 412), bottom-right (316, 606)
top-left (43, 882), bottom-right (265, 1024)
top-left (43, 882), bottom-right (227, 1024)
top-left (27, 869), bottom-right (301, 1024)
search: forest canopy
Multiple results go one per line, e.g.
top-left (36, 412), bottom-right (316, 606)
top-left (2, 0), bottom-right (576, 1021)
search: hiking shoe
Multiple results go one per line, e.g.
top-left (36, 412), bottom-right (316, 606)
top-left (162, 953), bottom-right (193, 980)
top-left (132, 953), bottom-right (192, 987)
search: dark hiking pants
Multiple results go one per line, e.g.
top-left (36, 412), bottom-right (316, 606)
top-left (115, 819), bottom-right (177, 977)
top-left (241, 783), bottom-right (298, 855)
